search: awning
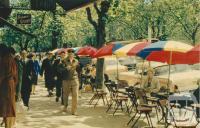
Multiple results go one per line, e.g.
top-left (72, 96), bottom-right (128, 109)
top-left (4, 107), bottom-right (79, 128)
top-left (57, 0), bottom-right (98, 11)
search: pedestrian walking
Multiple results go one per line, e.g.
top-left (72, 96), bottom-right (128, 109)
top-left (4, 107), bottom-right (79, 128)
top-left (21, 53), bottom-right (35, 108)
top-left (40, 52), bottom-right (55, 96)
top-left (62, 51), bottom-right (79, 115)
top-left (53, 51), bottom-right (66, 103)
top-left (0, 44), bottom-right (18, 128)
top-left (15, 54), bottom-right (23, 102)
top-left (31, 53), bottom-right (41, 95)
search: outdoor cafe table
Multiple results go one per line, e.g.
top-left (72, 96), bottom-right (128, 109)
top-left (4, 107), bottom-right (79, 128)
top-left (168, 92), bottom-right (197, 108)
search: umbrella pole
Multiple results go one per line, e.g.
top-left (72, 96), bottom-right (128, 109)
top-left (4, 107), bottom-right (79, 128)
top-left (140, 59), bottom-right (145, 88)
top-left (167, 51), bottom-right (172, 94)
top-left (116, 56), bottom-right (119, 80)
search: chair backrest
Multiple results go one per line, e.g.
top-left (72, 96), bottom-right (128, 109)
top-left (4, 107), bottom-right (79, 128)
top-left (105, 82), bottom-right (118, 99)
top-left (134, 88), bottom-right (148, 105)
top-left (126, 87), bottom-right (138, 107)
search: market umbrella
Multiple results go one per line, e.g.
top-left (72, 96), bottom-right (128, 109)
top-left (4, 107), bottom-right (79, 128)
top-left (92, 42), bottom-right (123, 80)
top-left (114, 41), bottom-right (150, 57)
top-left (185, 44), bottom-right (200, 64)
top-left (137, 41), bottom-right (193, 91)
top-left (73, 47), bottom-right (81, 53)
top-left (77, 46), bottom-right (97, 57)
top-left (114, 41), bottom-right (150, 85)
top-left (137, 41), bottom-right (193, 64)
top-left (51, 48), bottom-right (72, 54)
top-left (51, 48), bottom-right (59, 54)
top-left (92, 42), bottom-right (123, 58)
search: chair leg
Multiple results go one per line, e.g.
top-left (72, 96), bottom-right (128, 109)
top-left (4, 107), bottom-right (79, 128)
top-left (102, 95), bottom-right (106, 105)
top-left (125, 102), bottom-right (130, 114)
top-left (94, 95), bottom-right (101, 108)
top-left (155, 107), bottom-right (160, 121)
top-left (146, 113), bottom-right (151, 127)
top-left (127, 112), bottom-right (137, 125)
top-left (113, 101), bottom-right (120, 116)
top-left (106, 101), bottom-right (113, 113)
top-left (128, 105), bottom-right (134, 115)
top-left (120, 101), bottom-right (124, 112)
top-left (131, 114), bottom-right (141, 128)
top-left (89, 95), bottom-right (96, 105)
top-left (147, 113), bottom-right (154, 128)
top-left (105, 95), bottom-right (109, 106)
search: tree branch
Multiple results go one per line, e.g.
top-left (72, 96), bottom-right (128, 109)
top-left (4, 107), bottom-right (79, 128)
top-left (167, 6), bottom-right (193, 38)
top-left (94, 2), bottom-right (101, 16)
top-left (86, 7), bottom-right (98, 31)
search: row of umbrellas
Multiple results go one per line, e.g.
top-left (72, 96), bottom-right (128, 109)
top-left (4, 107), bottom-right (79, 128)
top-left (51, 41), bottom-right (200, 90)
top-left (51, 41), bottom-right (200, 65)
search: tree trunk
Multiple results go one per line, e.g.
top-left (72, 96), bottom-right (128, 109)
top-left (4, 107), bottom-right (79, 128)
top-left (192, 32), bottom-right (196, 46)
top-left (95, 20), bottom-right (106, 88)
top-left (86, 1), bottom-right (110, 89)
top-left (95, 58), bottom-right (104, 88)
top-left (51, 11), bottom-right (58, 49)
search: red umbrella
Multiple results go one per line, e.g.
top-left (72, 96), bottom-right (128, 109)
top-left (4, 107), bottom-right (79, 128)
top-left (185, 44), bottom-right (200, 64)
top-left (77, 46), bottom-right (97, 57)
top-left (93, 43), bottom-right (123, 58)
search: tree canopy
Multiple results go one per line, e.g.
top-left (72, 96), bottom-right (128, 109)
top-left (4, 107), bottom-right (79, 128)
top-left (0, 0), bottom-right (199, 52)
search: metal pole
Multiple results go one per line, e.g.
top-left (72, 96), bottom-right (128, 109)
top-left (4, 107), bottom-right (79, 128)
top-left (167, 51), bottom-right (172, 93)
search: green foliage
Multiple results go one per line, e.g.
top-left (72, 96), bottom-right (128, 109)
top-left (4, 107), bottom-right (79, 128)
top-left (0, 0), bottom-right (200, 52)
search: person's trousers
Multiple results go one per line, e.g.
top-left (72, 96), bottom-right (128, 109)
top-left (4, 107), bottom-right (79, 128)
top-left (56, 80), bottom-right (62, 98)
top-left (62, 79), bottom-right (79, 113)
top-left (21, 87), bottom-right (31, 107)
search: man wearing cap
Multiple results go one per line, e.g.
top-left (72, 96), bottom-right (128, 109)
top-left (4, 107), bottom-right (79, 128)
top-left (62, 51), bottom-right (79, 115)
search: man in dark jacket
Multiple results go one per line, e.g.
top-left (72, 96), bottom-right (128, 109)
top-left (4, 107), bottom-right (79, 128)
top-left (40, 52), bottom-right (55, 96)
top-left (54, 51), bottom-right (66, 103)
top-left (21, 52), bottom-right (35, 108)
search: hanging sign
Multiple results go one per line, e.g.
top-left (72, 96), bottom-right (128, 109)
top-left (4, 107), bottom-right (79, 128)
top-left (17, 14), bottom-right (31, 24)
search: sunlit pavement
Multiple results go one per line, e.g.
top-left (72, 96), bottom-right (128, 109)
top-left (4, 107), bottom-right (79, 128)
top-left (14, 77), bottom-right (167, 128)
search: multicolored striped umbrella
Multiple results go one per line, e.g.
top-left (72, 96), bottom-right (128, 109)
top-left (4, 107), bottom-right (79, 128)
top-left (114, 41), bottom-right (150, 57)
top-left (77, 46), bottom-right (97, 57)
top-left (137, 41), bottom-right (193, 64)
top-left (93, 42), bottom-right (123, 58)
top-left (137, 41), bottom-right (194, 91)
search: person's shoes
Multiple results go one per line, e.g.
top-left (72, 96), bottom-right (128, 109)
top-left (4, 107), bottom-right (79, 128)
top-left (49, 91), bottom-right (54, 97)
top-left (0, 120), bottom-right (4, 127)
top-left (56, 97), bottom-right (59, 102)
top-left (63, 107), bottom-right (68, 112)
top-left (72, 112), bottom-right (78, 116)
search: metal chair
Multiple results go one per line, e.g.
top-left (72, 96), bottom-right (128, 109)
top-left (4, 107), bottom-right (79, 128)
top-left (127, 88), bottom-right (154, 128)
top-left (105, 82), bottom-right (129, 116)
top-left (88, 82), bottom-right (108, 108)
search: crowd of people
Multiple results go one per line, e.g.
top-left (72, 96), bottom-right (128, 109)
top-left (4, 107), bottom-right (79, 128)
top-left (0, 43), bottom-right (99, 128)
